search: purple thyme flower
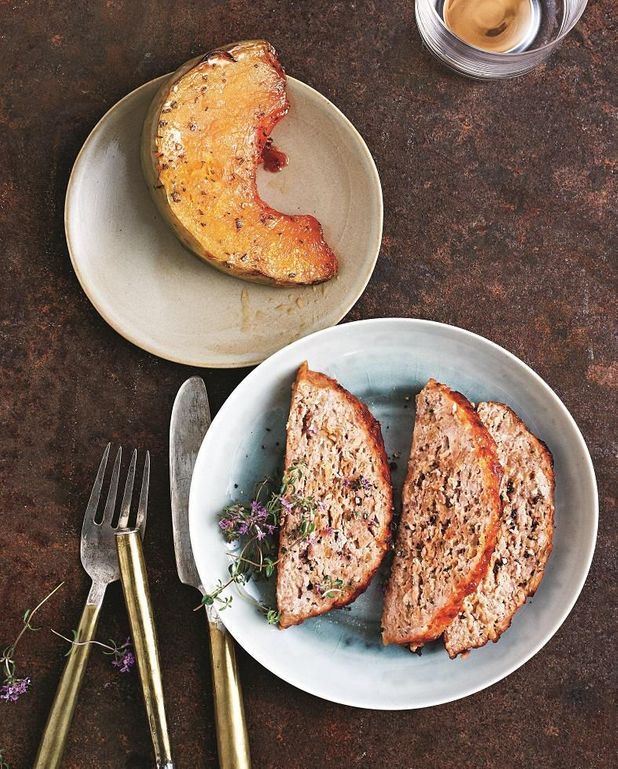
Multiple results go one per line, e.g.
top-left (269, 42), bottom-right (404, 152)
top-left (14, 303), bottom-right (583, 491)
top-left (220, 500), bottom-right (276, 540)
top-left (0, 676), bottom-right (31, 702)
top-left (112, 650), bottom-right (135, 673)
top-left (278, 496), bottom-right (293, 512)
top-left (250, 500), bottom-right (269, 520)
top-left (108, 637), bottom-right (135, 674)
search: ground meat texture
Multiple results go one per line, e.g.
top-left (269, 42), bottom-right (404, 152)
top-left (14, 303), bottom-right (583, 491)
top-left (381, 379), bottom-right (503, 649)
top-left (276, 363), bottom-right (393, 628)
top-left (443, 402), bottom-right (554, 657)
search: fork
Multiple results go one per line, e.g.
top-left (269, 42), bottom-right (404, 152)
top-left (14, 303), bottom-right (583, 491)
top-left (33, 444), bottom-right (148, 769)
top-left (115, 456), bottom-right (175, 769)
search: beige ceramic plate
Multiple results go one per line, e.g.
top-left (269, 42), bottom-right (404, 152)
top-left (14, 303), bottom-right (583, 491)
top-left (65, 74), bottom-right (383, 367)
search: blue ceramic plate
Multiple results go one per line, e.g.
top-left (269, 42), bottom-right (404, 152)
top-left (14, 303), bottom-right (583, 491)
top-left (189, 318), bottom-right (597, 709)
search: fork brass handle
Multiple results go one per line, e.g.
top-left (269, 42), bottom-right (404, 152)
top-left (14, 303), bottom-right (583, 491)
top-left (207, 610), bottom-right (252, 769)
top-left (33, 596), bottom-right (102, 769)
top-left (116, 530), bottom-right (174, 769)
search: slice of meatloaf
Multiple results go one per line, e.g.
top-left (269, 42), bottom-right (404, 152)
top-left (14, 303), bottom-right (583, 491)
top-left (381, 379), bottom-right (503, 648)
top-left (276, 362), bottom-right (393, 629)
top-left (443, 402), bottom-right (555, 658)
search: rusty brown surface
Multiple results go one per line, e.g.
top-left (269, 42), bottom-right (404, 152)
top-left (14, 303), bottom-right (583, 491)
top-left (0, 1), bottom-right (615, 768)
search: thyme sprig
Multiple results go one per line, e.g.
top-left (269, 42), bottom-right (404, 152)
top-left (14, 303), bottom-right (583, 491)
top-left (201, 464), bottom-right (317, 618)
top-left (1, 582), bottom-right (64, 703)
top-left (51, 631), bottom-right (135, 673)
top-left (262, 606), bottom-right (281, 625)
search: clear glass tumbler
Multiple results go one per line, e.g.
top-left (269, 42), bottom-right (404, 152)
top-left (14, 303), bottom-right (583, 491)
top-left (415, 0), bottom-right (588, 79)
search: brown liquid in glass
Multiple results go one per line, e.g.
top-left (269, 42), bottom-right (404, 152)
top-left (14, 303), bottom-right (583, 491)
top-left (443, 0), bottom-right (535, 52)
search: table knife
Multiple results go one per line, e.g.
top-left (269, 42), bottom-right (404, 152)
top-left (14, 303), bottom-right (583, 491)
top-left (170, 377), bottom-right (251, 769)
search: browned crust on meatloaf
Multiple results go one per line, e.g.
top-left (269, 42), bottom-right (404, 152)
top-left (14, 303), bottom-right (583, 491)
top-left (381, 379), bottom-right (503, 648)
top-left (276, 362), bottom-right (393, 628)
top-left (292, 364), bottom-right (392, 477)
top-left (444, 401), bottom-right (555, 657)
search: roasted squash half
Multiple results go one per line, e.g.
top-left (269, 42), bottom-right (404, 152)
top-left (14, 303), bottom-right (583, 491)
top-left (142, 40), bottom-right (338, 286)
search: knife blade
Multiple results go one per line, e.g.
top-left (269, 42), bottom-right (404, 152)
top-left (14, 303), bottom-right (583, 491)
top-left (170, 376), bottom-right (252, 769)
top-left (170, 376), bottom-right (210, 591)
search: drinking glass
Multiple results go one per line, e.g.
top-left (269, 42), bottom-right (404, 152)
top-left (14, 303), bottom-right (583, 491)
top-left (415, 0), bottom-right (588, 79)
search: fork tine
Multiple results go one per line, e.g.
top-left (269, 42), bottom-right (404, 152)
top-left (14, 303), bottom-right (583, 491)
top-left (117, 449), bottom-right (137, 529)
top-left (135, 450), bottom-right (150, 537)
top-left (101, 447), bottom-right (122, 525)
top-left (83, 443), bottom-right (111, 527)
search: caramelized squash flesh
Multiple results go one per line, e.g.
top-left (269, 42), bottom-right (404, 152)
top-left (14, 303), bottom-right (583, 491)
top-left (142, 40), bottom-right (338, 286)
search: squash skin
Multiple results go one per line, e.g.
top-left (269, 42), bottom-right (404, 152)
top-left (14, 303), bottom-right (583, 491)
top-left (142, 40), bottom-right (338, 287)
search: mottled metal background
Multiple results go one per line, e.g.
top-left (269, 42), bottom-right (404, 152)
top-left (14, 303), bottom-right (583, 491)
top-left (0, 1), bottom-right (615, 767)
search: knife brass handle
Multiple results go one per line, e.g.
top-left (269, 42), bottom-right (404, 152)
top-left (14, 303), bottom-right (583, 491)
top-left (33, 597), bottom-right (102, 769)
top-left (116, 530), bottom-right (174, 769)
top-left (207, 609), bottom-right (252, 769)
